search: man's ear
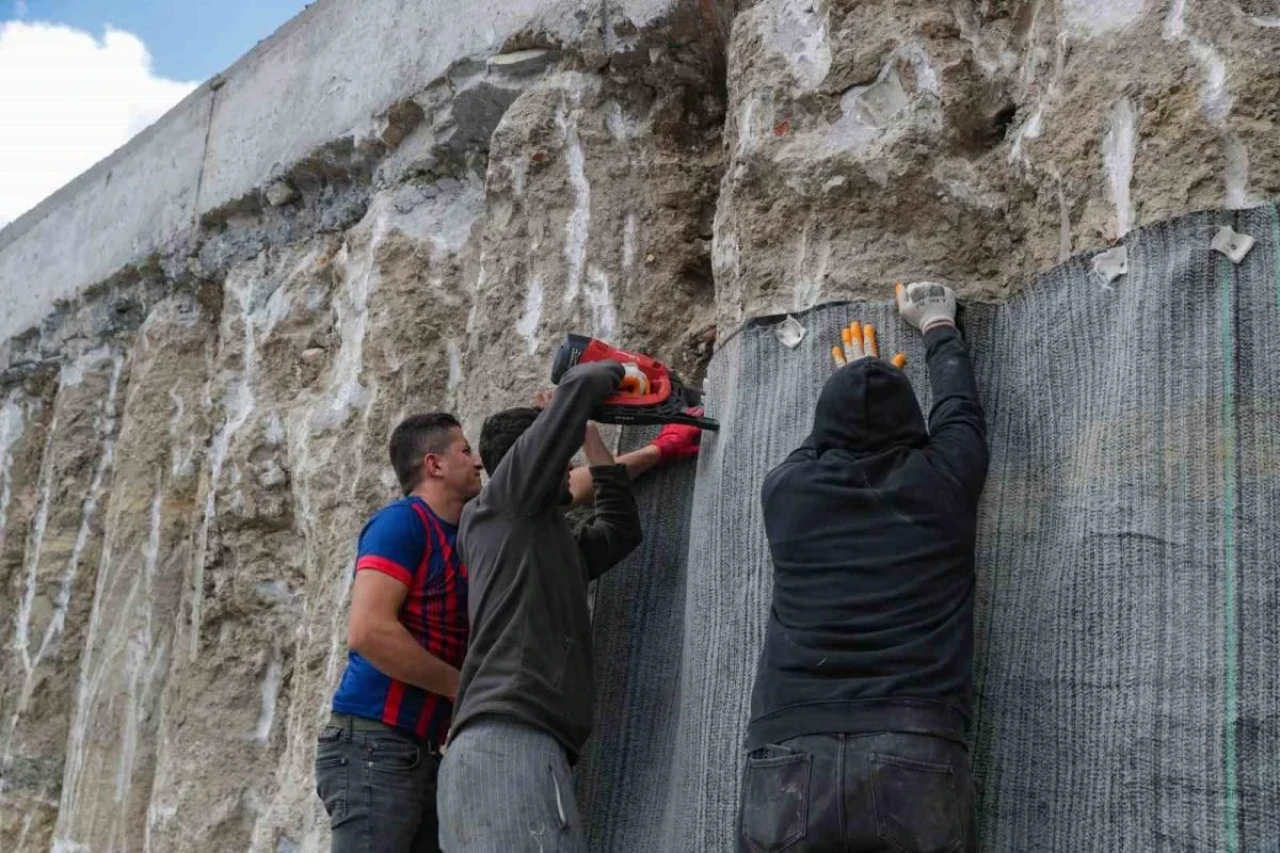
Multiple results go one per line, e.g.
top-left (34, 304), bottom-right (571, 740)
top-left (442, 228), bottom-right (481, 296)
top-left (422, 451), bottom-right (444, 478)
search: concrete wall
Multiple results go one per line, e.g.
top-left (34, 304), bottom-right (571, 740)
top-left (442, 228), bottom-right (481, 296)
top-left (0, 0), bottom-right (599, 343)
top-left (0, 84), bottom-right (214, 342)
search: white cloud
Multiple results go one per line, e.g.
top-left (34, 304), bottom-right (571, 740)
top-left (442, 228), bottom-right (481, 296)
top-left (0, 21), bottom-right (198, 226)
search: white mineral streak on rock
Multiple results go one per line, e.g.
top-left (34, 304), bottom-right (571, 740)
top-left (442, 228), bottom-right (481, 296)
top-left (447, 339), bottom-right (464, 390)
top-left (43, 352), bottom-right (123, 674)
top-left (1163, 0), bottom-right (1232, 125)
top-left (516, 275), bottom-right (545, 355)
top-left (765, 0), bottom-right (831, 91)
top-left (1164, 0), bottom-right (1259, 207)
top-left (1063, 0), bottom-right (1147, 36)
top-left (428, 175), bottom-right (486, 262)
top-left (1223, 137), bottom-right (1260, 209)
top-left (1103, 97), bottom-right (1138, 238)
top-left (510, 153), bottom-right (527, 197)
top-left (622, 212), bottom-right (638, 271)
top-left (712, 228), bottom-right (741, 292)
top-left (606, 101), bottom-right (643, 141)
top-left (7, 348), bottom-right (122, 775)
top-left (1012, 31), bottom-right (1066, 169)
top-left (791, 224), bottom-right (830, 312)
top-left (735, 94), bottom-right (769, 158)
top-left (6, 409), bottom-right (57, 763)
top-left (192, 278), bottom-right (259, 660)
top-left (1009, 106), bottom-right (1044, 166)
top-left (59, 386), bottom-right (166, 852)
top-left (906, 45), bottom-right (941, 96)
top-left (168, 388), bottom-right (196, 479)
top-left (585, 265), bottom-right (618, 341)
top-left (558, 89), bottom-right (592, 306)
top-left (254, 654), bottom-right (283, 744)
top-left (315, 209), bottom-right (386, 432)
top-left (466, 264), bottom-right (486, 336)
top-left (819, 59), bottom-right (912, 156)
top-left (0, 391), bottom-right (26, 562)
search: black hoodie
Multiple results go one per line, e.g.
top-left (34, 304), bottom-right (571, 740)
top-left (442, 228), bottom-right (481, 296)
top-left (746, 325), bottom-right (988, 750)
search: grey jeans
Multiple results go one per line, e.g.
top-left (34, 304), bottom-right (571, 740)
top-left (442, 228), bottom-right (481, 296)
top-left (739, 732), bottom-right (976, 853)
top-left (437, 718), bottom-right (586, 853)
top-left (315, 715), bottom-right (442, 853)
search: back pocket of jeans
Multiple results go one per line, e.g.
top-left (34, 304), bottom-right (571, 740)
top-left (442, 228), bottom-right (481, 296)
top-left (314, 741), bottom-right (349, 820)
top-left (739, 747), bottom-right (810, 853)
top-left (870, 753), bottom-right (961, 853)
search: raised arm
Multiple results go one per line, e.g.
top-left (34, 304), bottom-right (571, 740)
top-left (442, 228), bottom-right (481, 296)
top-left (922, 325), bottom-right (988, 501)
top-left (486, 360), bottom-right (623, 514)
top-left (566, 418), bottom-right (702, 507)
top-left (897, 282), bottom-right (989, 502)
top-left (573, 424), bottom-right (642, 578)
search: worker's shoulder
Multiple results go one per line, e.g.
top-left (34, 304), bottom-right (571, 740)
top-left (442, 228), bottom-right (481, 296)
top-left (761, 452), bottom-right (814, 494)
top-left (458, 490), bottom-right (525, 531)
top-left (356, 498), bottom-right (428, 554)
top-left (363, 497), bottom-right (424, 529)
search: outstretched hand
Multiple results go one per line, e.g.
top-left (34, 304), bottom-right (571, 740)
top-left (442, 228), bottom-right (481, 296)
top-left (650, 409), bottom-right (704, 462)
top-left (895, 281), bottom-right (956, 334)
top-left (831, 320), bottom-right (907, 370)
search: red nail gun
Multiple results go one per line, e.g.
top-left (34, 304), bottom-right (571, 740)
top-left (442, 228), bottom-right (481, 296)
top-left (550, 334), bottom-right (719, 431)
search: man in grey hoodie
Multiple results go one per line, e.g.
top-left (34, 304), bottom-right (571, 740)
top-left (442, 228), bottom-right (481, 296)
top-left (437, 360), bottom-right (642, 852)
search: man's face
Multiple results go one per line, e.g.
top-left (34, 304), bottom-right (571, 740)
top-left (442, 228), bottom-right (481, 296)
top-left (428, 427), bottom-right (484, 500)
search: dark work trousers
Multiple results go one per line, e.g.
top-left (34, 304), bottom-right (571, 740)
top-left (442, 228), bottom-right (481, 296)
top-left (738, 732), bottom-right (976, 853)
top-left (315, 713), bottom-right (443, 853)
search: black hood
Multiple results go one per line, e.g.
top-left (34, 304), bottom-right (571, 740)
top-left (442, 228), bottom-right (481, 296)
top-left (805, 359), bottom-right (927, 455)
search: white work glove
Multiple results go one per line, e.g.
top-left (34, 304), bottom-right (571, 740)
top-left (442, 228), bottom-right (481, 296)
top-left (895, 282), bottom-right (956, 334)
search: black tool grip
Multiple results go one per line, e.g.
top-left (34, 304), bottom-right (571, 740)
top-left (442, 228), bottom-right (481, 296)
top-left (550, 334), bottom-right (594, 384)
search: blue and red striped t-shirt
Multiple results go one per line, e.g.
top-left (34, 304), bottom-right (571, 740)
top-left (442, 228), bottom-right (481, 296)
top-left (332, 497), bottom-right (468, 743)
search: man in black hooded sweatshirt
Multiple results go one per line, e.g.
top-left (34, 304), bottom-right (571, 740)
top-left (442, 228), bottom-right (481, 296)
top-left (739, 282), bottom-right (988, 853)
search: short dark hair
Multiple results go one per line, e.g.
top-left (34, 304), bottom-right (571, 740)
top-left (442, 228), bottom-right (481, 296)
top-left (479, 407), bottom-right (540, 476)
top-left (389, 412), bottom-right (461, 495)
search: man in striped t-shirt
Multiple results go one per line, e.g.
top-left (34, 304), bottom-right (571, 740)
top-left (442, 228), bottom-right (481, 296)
top-left (316, 412), bottom-right (482, 853)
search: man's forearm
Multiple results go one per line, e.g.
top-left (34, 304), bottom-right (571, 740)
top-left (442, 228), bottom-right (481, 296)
top-left (352, 621), bottom-right (459, 699)
top-left (924, 324), bottom-right (983, 423)
top-left (569, 443), bottom-right (660, 506)
top-left (923, 324), bottom-right (988, 499)
top-left (576, 465), bottom-right (643, 579)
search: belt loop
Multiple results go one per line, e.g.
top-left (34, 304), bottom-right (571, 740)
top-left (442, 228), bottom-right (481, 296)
top-left (345, 713), bottom-right (354, 740)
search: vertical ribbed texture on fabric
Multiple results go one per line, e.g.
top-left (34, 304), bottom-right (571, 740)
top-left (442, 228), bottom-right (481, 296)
top-left (576, 205), bottom-right (1280, 852)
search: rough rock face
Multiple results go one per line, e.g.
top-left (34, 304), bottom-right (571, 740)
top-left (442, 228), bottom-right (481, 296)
top-left (714, 0), bottom-right (1280, 325)
top-left (0, 1), bottom-right (1275, 851)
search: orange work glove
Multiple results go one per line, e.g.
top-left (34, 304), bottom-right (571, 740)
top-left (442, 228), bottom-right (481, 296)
top-left (831, 320), bottom-right (907, 369)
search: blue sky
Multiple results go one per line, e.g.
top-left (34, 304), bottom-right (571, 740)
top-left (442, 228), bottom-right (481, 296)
top-left (9, 0), bottom-right (310, 81)
top-left (0, 1), bottom-right (310, 223)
